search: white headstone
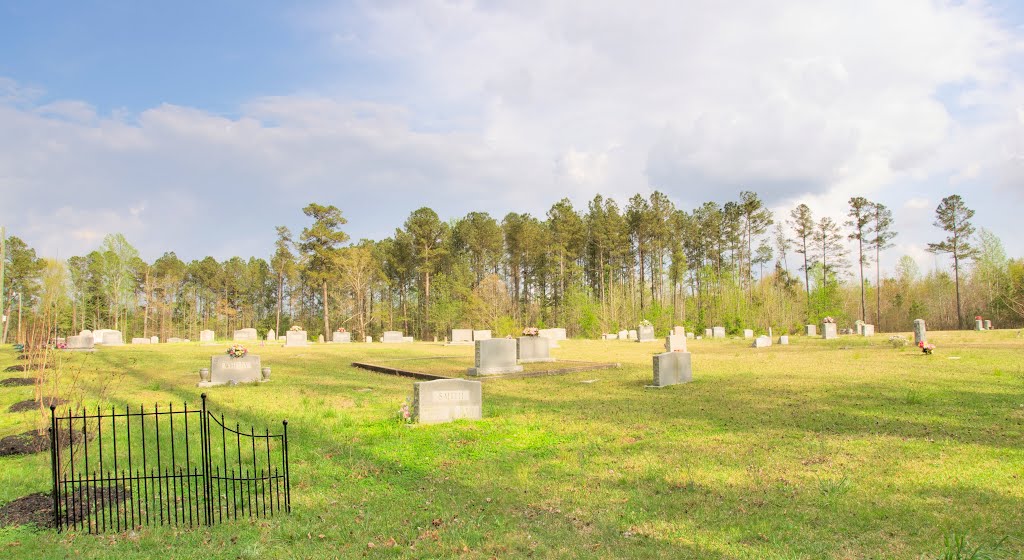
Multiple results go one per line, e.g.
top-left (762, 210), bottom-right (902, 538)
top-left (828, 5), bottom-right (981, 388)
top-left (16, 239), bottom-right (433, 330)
top-left (382, 331), bottom-right (405, 343)
top-left (743, 329), bottom-right (753, 339)
top-left (712, 327), bottom-right (726, 339)
top-left (266, 329), bottom-right (276, 342)
top-left (636, 325), bottom-right (655, 342)
top-left (233, 328), bottom-right (258, 342)
top-left (413, 378), bottom-right (482, 424)
top-left (132, 337), bottom-right (150, 344)
top-left (332, 331), bottom-right (351, 343)
top-left (150, 335), bottom-right (159, 344)
top-left (862, 324), bottom-right (874, 337)
top-left (752, 335), bottom-right (771, 348)
top-left (472, 330), bottom-right (492, 341)
top-left (779, 335), bottom-right (789, 345)
top-left (649, 352), bottom-right (692, 388)
top-left (285, 330), bottom-right (308, 347)
top-left (450, 329), bottom-right (473, 344)
top-left (805, 324), bottom-right (817, 336)
top-left (665, 334), bottom-right (687, 353)
top-left (517, 336), bottom-right (554, 363)
top-left (468, 339), bottom-right (523, 376)
top-left (200, 355), bottom-right (267, 387)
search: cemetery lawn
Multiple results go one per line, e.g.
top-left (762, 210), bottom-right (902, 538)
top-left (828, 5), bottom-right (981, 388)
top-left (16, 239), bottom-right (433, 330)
top-left (0, 331), bottom-right (1022, 559)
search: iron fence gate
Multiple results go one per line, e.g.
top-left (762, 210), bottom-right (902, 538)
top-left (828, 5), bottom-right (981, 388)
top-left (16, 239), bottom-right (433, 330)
top-left (48, 394), bottom-right (290, 532)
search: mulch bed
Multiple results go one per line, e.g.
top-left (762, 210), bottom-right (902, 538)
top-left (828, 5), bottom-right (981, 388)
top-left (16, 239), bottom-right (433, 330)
top-left (0, 428), bottom-right (82, 457)
top-left (0, 378), bottom-right (34, 387)
top-left (3, 365), bottom-right (26, 372)
top-left (0, 486), bottom-right (132, 529)
top-left (8, 397), bottom-right (68, 413)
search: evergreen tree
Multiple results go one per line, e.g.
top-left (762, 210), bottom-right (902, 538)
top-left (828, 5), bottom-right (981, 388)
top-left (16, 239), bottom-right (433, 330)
top-left (927, 194), bottom-right (978, 329)
top-left (299, 203), bottom-right (349, 336)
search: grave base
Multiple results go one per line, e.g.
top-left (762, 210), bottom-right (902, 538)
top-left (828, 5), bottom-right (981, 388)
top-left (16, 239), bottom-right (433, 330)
top-left (517, 357), bottom-right (556, 364)
top-left (197, 379), bottom-right (270, 388)
top-left (467, 365), bottom-right (524, 376)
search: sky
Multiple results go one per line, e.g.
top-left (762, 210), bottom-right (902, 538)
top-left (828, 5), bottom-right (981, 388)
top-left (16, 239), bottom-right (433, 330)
top-left (1, 0), bottom-right (1023, 276)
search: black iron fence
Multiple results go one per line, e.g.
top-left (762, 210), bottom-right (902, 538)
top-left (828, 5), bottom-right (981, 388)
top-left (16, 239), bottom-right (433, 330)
top-left (47, 394), bottom-right (290, 532)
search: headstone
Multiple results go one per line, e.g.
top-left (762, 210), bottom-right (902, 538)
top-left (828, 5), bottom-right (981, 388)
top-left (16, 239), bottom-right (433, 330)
top-left (686, 332), bottom-right (694, 339)
top-left (266, 329), bottom-right (276, 342)
top-left (665, 334), bottom-right (687, 353)
top-left (648, 352), bottom-right (692, 388)
top-left (603, 333), bottom-right (618, 340)
top-left (913, 319), bottom-right (927, 345)
top-left (150, 336), bottom-right (159, 344)
top-left (200, 355), bottom-right (266, 387)
top-left (975, 319), bottom-right (984, 331)
top-left (712, 326), bottom-right (725, 339)
top-left (862, 324), bottom-right (874, 337)
top-left (673, 326), bottom-right (685, 337)
top-left (618, 330), bottom-right (629, 340)
top-left (855, 320), bottom-right (865, 335)
top-left (65, 335), bottom-right (95, 351)
top-left (984, 320), bottom-right (992, 330)
top-left (637, 325), bottom-right (655, 342)
top-left (805, 324), bottom-right (817, 336)
top-left (365, 336), bottom-right (373, 343)
top-left (517, 336), bottom-right (554, 363)
top-left (779, 336), bottom-right (789, 345)
top-left (743, 329), bottom-right (753, 339)
top-left (472, 330), bottom-right (492, 341)
top-left (92, 329), bottom-right (115, 344)
top-left (102, 331), bottom-right (124, 345)
top-left (450, 329), bottom-right (473, 345)
top-left (704, 328), bottom-right (712, 338)
top-left (132, 337), bottom-right (150, 344)
top-left (627, 329), bottom-right (638, 341)
top-left (332, 331), bottom-right (351, 343)
top-left (233, 328), bottom-right (258, 342)
top-left (402, 336), bottom-right (415, 343)
top-left (768, 327), bottom-right (773, 338)
top-left (167, 337), bottom-right (184, 343)
top-left (317, 334), bottom-right (325, 343)
top-left (381, 331), bottom-right (405, 343)
top-left (278, 335), bottom-right (285, 341)
top-left (285, 330), bottom-right (308, 347)
top-left (752, 335), bottom-right (771, 348)
top-left (79, 329), bottom-right (93, 338)
top-left (413, 378), bottom-right (482, 424)
top-left (468, 339), bottom-right (523, 376)
top-left (822, 323), bottom-right (838, 340)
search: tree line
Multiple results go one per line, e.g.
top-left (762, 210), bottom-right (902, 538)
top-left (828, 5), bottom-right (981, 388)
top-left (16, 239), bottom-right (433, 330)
top-left (2, 192), bottom-right (1020, 343)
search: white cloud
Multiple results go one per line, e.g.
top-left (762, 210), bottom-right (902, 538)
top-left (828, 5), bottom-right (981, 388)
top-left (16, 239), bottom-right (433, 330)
top-left (1, 0), bottom-right (1023, 266)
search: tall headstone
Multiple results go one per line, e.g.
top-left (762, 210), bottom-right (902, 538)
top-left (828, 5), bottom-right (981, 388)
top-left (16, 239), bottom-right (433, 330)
top-left (975, 318), bottom-right (984, 331)
top-left (665, 334), bottom-right (687, 353)
top-left (450, 329), bottom-right (473, 345)
top-left (855, 320), bottom-right (865, 335)
top-left (285, 330), bottom-right (308, 347)
top-left (468, 339), bottom-right (523, 376)
top-left (779, 335), bottom-right (789, 345)
top-left (517, 336), bottom-right (554, 363)
top-left (712, 326), bottom-right (726, 339)
top-left (805, 324), bottom-right (817, 336)
top-left (472, 330), bottom-right (492, 341)
top-left (413, 378), bottom-right (482, 424)
top-left (984, 320), bottom-right (992, 330)
top-left (913, 319), bottom-right (927, 345)
top-left (200, 355), bottom-right (267, 387)
top-left (266, 329), bottom-right (276, 342)
top-left (704, 328), bottom-right (712, 338)
top-left (637, 325), bottom-right (655, 342)
top-left (752, 335), bottom-right (771, 348)
top-left (743, 329), bottom-right (753, 339)
top-left (150, 335), bottom-right (159, 344)
top-left (862, 324), bottom-right (874, 337)
top-left (822, 322), bottom-right (838, 340)
top-left (648, 352), bottom-right (692, 388)
top-left (332, 331), bottom-right (351, 343)
top-left (200, 330), bottom-right (215, 343)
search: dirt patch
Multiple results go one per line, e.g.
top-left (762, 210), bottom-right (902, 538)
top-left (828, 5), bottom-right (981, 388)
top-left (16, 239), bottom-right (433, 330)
top-left (8, 398), bottom-right (68, 413)
top-left (0, 428), bottom-right (82, 457)
top-left (0, 486), bottom-right (132, 529)
top-left (3, 365), bottom-right (26, 372)
top-left (0, 378), bottom-right (34, 387)
top-left (0, 493), bottom-right (54, 528)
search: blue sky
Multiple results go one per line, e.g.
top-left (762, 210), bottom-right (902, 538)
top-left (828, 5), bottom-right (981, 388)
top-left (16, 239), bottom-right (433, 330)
top-left (1, 1), bottom-right (1023, 275)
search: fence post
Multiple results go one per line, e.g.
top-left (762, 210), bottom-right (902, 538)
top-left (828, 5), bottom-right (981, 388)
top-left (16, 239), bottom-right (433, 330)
top-left (49, 404), bottom-right (60, 532)
top-left (282, 420), bottom-right (290, 513)
top-left (200, 393), bottom-right (211, 526)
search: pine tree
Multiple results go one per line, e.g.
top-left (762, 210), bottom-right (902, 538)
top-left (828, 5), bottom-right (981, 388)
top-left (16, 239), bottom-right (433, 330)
top-left (789, 204), bottom-right (815, 308)
top-left (869, 203), bottom-right (897, 330)
top-left (299, 203), bottom-right (349, 337)
top-left (927, 194), bottom-right (978, 329)
top-left (846, 197), bottom-right (873, 322)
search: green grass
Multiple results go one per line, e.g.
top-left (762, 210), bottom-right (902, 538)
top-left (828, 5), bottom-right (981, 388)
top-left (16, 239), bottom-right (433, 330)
top-left (0, 330), bottom-right (1022, 559)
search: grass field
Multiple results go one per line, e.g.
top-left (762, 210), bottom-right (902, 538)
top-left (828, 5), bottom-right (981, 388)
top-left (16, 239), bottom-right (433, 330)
top-left (0, 330), bottom-right (1022, 559)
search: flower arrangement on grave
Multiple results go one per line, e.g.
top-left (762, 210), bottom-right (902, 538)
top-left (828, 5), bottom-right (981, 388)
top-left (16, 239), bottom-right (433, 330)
top-left (522, 327), bottom-right (539, 336)
top-left (822, 317), bottom-right (836, 324)
top-left (918, 341), bottom-right (935, 355)
top-left (888, 335), bottom-right (908, 349)
top-left (398, 398), bottom-right (412, 424)
top-left (288, 325), bottom-right (303, 332)
top-left (336, 327), bottom-right (346, 333)
top-left (975, 315), bottom-right (982, 320)
top-left (639, 319), bottom-right (653, 328)
top-left (54, 342), bottom-right (67, 350)
top-left (226, 344), bottom-right (248, 359)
